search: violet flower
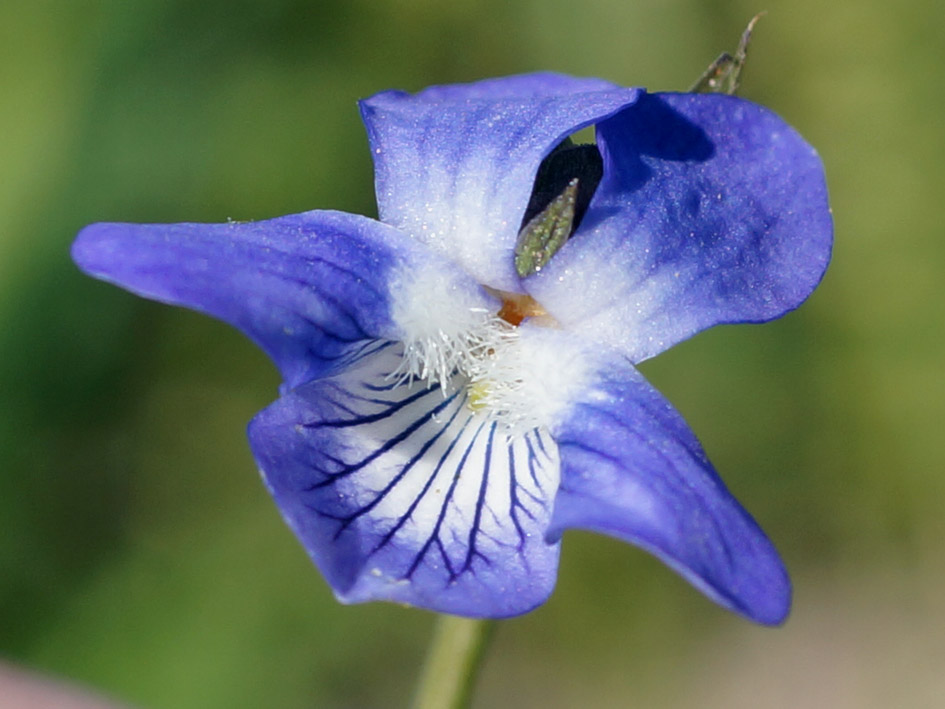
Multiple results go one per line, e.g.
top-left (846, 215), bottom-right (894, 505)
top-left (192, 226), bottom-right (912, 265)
top-left (72, 73), bottom-right (831, 624)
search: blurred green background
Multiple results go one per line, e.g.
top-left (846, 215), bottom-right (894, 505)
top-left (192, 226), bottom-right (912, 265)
top-left (2, 0), bottom-right (943, 707)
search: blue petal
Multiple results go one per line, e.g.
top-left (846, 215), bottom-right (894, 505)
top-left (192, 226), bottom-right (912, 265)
top-left (547, 353), bottom-right (790, 625)
top-left (524, 92), bottom-right (832, 362)
top-left (249, 343), bottom-right (561, 618)
top-left (72, 210), bottom-right (466, 391)
top-left (360, 72), bottom-right (642, 290)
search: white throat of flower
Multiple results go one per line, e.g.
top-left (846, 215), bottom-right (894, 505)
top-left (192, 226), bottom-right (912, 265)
top-left (390, 309), bottom-right (511, 386)
top-left (390, 268), bottom-right (566, 434)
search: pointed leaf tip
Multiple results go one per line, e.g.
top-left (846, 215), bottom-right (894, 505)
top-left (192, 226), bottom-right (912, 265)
top-left (514, 178), bottom-right (579, 277)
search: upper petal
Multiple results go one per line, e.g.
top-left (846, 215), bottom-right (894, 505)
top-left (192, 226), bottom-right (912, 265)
top-left (524, 92), bottom-right (832, 362)
top-left (547, 351), bottom-right (790, 625)
top-left (360, 72), bottom-right (642, 291)
top-left (72, 210), bottom-right (483, 391)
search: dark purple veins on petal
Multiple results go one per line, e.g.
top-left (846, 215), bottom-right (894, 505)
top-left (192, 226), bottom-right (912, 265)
top-left (249, 344), bottom-right (562, 616)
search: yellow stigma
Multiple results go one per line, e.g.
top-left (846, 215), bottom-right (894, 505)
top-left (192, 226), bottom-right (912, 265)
top-left (466, 380), bottom-right (493, 411)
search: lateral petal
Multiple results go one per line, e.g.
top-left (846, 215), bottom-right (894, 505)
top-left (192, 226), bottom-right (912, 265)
top-left (249, 343), bottom-right (562, 618)
top-left (360, 72), bottom-right (641, 290)
top-left (72, 210), bottom-right (475, 391)
top-left (524, 92), bottom-right (832, 362)
top-left (548, 353), bottom-right (791, 625)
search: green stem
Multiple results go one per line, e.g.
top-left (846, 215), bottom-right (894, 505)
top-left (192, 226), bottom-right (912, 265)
top-left (411, 615), bottom-right (496, 709)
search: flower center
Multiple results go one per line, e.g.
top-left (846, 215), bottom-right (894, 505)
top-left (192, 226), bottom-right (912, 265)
top-left (392, 284), bottom-right (559, 432)
top-left (456, 289), bottom-right (563, 430)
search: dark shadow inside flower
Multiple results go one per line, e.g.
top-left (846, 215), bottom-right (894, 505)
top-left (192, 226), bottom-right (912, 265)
top-left (526, 94), bottom-right (716, 248)
top-left (612, 93), bottom-right (715, 174)
top-left (520, 138), bottom-right (604, 233)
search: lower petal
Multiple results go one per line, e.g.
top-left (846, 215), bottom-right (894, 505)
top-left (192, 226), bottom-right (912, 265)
top-left (249, 342), bottom-right (561, 618)
top-left (548, 352), bottom-right (790, 625)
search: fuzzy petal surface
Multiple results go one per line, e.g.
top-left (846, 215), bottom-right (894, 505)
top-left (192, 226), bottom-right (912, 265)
top-left (249, 343), bottom-right (562, 617)
top-left (548, 351), bottom-right (791, 625)
top-left (524, 92), bottom-right (832, 362)
top-left (73, 210), bottom-right (476, 391)
top-left (360, 72), bottom-right (641, 290)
